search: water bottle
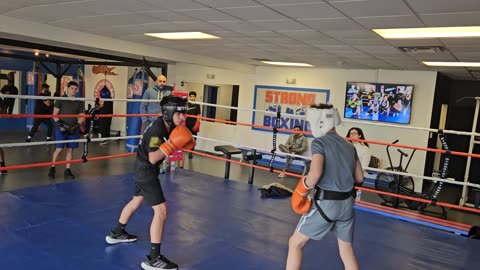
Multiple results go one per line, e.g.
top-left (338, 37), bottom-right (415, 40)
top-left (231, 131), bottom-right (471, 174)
top-left (355, 190), bottom-right (362, 202)
top-left (170, 161), bottom-right (176, 171)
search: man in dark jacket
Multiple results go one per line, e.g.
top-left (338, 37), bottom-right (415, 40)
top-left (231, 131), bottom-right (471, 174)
top-left (27, 83), bottom-right (54, 142)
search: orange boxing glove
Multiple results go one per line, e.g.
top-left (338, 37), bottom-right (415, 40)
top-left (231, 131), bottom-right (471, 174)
top-left (160, 125), bottom-right (196, 157)
top-left (291, 177), bottom-right (313, 215)
top-left (192, 121), bottom-right (200, 133)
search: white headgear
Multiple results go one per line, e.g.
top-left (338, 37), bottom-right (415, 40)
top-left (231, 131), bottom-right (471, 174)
top-left (306, 106), bottom-right (342, 138)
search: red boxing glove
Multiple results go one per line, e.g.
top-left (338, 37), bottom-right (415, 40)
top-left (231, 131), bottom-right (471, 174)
top-left (192, 121), bottom-right (200, 133)
top-left (291, 177), bottom-right (313, 215)
top-left (160, 125), bottom-right (196, 157)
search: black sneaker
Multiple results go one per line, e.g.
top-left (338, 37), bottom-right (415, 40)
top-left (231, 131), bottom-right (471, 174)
top-left (141, 254), bottom-right (178, 270)
top-left (0, 162), bottom-right (7, 175)
top-left (105, 230), bottom-right (138, 244)
top-left (26, 136), bottom-right (32, 142)
top-left (188, 153), bottom-right (193, 159)
top-left (46, 137), bottom-right (52, 142)
top-left (48, 167), bottom-right (55, 179)
top-left (64, 169), bottom-right (75, 179)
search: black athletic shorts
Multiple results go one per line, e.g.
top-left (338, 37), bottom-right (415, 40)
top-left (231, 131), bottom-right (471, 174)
top-left (134, 159), bottom-right (165, 206)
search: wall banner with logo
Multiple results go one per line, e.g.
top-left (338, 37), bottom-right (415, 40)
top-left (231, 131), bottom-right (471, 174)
top-left (252, 85), bottom-right (330, 134)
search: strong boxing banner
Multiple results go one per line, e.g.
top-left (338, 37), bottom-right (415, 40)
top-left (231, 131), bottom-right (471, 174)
top-left (252, 85), bottom-right (329, 135)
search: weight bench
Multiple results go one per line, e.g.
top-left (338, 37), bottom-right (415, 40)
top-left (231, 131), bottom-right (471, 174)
top-left (214, 145), bottom-right (243, 179)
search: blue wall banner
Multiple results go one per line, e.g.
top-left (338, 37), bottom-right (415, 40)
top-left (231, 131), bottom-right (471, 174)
top-left (252, 85), bottom-right (330, 134)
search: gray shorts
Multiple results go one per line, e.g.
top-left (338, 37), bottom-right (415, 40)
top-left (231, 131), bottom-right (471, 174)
top-left (296, 197), bottom-right (355, 243)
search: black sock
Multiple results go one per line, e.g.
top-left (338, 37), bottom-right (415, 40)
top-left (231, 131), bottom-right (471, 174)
top-left (0, 161), bottom-right (5, 166)
top-left (112, 222), bottom-right (126, 234)
top-left (149, 243), bottom-right (161, 259)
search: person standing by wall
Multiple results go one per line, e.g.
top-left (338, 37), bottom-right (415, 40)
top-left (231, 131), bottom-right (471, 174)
top-left (140, 74), bottom-right (172, 173)
top-left (0, 74), bottom-right (18, 114)
top-left (27, 83), bottom-right (54, 142)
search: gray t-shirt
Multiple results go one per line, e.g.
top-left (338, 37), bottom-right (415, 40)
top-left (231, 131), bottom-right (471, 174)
top-left (54, 99), bottom-right (84, 125)
top-left (311, 133), bottom-right (358, 192)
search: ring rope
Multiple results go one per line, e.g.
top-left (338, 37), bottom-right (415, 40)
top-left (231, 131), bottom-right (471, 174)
top-left (3, 93), bottom-right (480, 137)
top-left (0, 135), bottom-right (141, 148)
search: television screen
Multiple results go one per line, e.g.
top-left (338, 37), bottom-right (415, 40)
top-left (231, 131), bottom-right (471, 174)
top-left (344, 82), bottom-right (413, 124)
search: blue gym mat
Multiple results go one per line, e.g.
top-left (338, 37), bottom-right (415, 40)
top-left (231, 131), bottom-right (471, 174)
top-left (0, 169), bottom-right (479, 269)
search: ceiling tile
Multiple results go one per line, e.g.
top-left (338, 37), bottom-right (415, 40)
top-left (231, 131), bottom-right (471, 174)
top-left (113, 22), bottom-right (190, 34)
top-left (269, 2), bottom-right (344, 19)
top-left (173, 21), bottom-right (227, 31)
top-left (239, 31), bottom-right (286, 38)
top-left (441, 38), bottom-right (480, 46)
top-left (277, 30), bottom-right (330, 40)
top-left (314, 45), bottom-right (355, 52)
top-left (175, 8), bottom-right (239, 21)
top-left (354, 15), bottom-right (425, 29)
top-left (209, 31), bottom-right (249, 38)
top-left (304, 39), bottom-right (347, 46)
top-left (330, 0), bottom-right (413, 17)
top-left (341, 38), bottom-right (389, 46)
top-left (259, 37), bottom-right (304, 45)
top-left (210, 21), bottom-right (267, 32)
top-left (452, 52), bottom-right (480, 61)
top-left (299, 18), bottom-right (365, 31)
top-left (420, 12), bottom-right (480, 27)
top-left (447, 45), bottom-right (480, 53)
top-left (251, 19), bottom-right (312, 31)
top-left (405, 0), bottom-right (480, 14)
top-left (256, 0), bottom-right (324, 5)
top-left (354, 46), bottom-right (401, 53)
top-left (386, 39), bottom-right (444, 47)
top-left (219, 6), bottom-right (288, 21)
top-left (193, 0), bottom-right (260, 8)
top-left (50, 13), bottom-right (159, 29)
top-left (322, 30), bottom-right (378, 39)
top-left (139, 0), bottom-right (207, 10)
top-left (138, 11), bottom-right (197, 22)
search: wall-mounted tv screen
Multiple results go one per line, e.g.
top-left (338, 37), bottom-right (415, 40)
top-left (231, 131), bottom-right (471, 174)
top-left (344, 82), bottom-right (413, 124)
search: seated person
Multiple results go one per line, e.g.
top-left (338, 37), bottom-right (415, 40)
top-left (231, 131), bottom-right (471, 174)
top-left (278, 125), bottom-right (308, 178)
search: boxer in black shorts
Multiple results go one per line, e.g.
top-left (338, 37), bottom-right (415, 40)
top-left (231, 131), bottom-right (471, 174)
top-left (105, 96), bottom-right (195, 270)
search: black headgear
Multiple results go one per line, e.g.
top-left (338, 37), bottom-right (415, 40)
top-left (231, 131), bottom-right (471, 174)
top-left (160, 95), bottom-right (187, 127)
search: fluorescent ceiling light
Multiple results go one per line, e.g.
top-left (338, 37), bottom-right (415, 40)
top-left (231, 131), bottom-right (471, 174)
top-left (423, 61), bottom-right (480, 67)
top-left (145, 32), bottom-right (220, 40)
top-left (261, 61), bottom-right (313, 67)
top-left (373, 26), bottom-right (480, 39)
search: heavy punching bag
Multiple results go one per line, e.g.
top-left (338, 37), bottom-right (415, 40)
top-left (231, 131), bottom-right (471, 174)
top-left (125, 69), bottom-right (148, 152)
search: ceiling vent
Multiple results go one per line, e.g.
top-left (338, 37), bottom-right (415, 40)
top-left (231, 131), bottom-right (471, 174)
top-left (398, 46), bottom-right (445, 54)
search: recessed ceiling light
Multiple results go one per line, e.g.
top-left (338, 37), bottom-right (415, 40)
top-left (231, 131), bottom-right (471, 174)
top-left (261, 61), bottom-right (313, 67)
top-left (423, 61), bottom-right (480, 67)
top-left (145, 32), bottom-right (220, 40)
top-left (373, 26), bottom-right (480, 39)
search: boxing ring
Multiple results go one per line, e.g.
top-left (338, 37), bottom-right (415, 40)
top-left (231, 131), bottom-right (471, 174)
top-left (1, 93), bottom-right (480, 269)
top-left (1, 170), bottom-right (479, 270)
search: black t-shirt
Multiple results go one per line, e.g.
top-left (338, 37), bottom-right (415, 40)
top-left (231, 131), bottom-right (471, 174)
top-left (34, 93), bottom-right (54, 115)
top-left (186, 102), bottom-right (201, 129)
top-left (0, 85), bottom-right (18, 98)
top-left (137, 117), bottom-right (170, 167)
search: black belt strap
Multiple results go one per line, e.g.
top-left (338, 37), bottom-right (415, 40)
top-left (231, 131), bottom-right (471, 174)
top-left (313, 187), bottom-right (353, 223)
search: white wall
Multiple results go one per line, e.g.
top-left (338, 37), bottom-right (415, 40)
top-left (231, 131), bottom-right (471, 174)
top-left (84, 65), bottom-right (128, 134)
top-left (256, 67), bottom-right (437, 190)
top-left (174, 63), bottom-right (437, 191)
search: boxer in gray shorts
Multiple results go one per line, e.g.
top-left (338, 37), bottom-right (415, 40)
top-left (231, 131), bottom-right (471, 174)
top-left (286, 104), bottom-right (365, 270)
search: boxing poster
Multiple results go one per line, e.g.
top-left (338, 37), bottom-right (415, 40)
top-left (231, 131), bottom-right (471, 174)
top-left (252, 85), bottom-right (329, 134)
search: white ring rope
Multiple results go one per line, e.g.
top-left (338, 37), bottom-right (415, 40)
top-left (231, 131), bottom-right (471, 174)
top-left (195, 135), bottom-right (480, 189)
top-left (0, 135), bottom-right (141, 148)
top-left (0, 130), bottom-right (478, 189)
top-left (2, 93), bottom-right (480, 137)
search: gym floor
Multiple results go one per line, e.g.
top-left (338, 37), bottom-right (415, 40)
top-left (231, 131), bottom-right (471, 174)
top-left (1, 140), bottom-right (480, 269)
